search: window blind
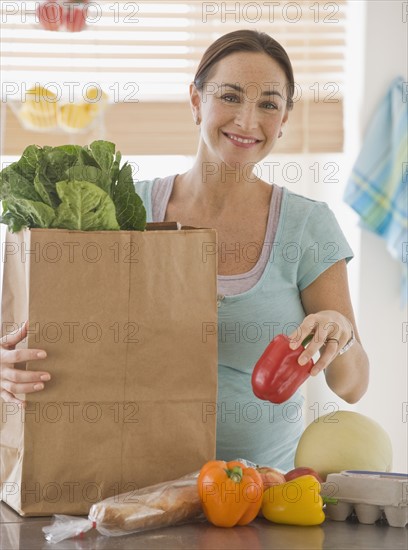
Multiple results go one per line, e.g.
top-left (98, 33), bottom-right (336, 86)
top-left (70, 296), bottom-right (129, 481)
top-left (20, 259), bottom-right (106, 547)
top-left (1, 0), bottom-right (347, 154)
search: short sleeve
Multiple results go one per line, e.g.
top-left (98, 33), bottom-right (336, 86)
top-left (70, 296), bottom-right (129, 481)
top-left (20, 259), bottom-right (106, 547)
top-left (297, 202), bottom-right (354, 291)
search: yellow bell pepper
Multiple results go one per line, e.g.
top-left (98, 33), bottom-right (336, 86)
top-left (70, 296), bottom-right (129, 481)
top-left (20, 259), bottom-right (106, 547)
top-left (262, 475), bottom-right (327, 526)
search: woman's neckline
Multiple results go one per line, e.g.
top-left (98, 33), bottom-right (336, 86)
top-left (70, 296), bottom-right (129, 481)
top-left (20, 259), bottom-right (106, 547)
top-left (156, 173), bottom-right (283, 279)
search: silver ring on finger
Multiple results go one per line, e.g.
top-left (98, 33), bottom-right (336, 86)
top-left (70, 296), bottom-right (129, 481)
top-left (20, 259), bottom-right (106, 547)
top-left (325, 337), bottom-right (340, 346)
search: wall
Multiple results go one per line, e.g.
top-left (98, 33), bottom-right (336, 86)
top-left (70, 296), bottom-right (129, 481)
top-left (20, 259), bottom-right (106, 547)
top-left (133, 0), bottom-right (408, 472)
top-left (269, 1), bottom-right (408, 474)
top-left (353, 1), bottom-right (407, 473)
top-left (0, 0), bottom-right (406, 472)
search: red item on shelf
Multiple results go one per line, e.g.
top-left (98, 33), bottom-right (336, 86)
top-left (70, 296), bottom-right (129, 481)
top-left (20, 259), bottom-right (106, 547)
top-left (64, 1), bottom-right (88, 32)
top-left (37, 0), bottom-right (63, 31)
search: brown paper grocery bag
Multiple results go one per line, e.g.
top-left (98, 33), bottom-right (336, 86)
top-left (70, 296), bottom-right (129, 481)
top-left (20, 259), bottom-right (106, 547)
top-left (0, 225), bottom-right (218, 516)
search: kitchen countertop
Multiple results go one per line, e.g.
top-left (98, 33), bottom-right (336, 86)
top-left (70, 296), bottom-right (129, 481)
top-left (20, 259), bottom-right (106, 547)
top-left (1, 503), bottom-right (407, 550)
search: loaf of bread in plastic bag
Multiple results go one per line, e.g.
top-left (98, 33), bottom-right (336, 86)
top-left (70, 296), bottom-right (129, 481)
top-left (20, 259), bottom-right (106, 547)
top-left (89, 472), bottom-right (203, 536)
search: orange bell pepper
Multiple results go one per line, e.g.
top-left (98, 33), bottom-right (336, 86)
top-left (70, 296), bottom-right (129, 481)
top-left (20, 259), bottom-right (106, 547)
top-left (197, 460), bottom-right (264, 527)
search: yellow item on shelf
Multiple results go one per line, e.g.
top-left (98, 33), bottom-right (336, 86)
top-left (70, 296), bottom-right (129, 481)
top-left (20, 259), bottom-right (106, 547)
top-left (19, 103), bottom-right (58, 131)
top-left (58, 87), bottom-right (108, 132)
top-left (14, 85), bottom-right (107, 133)
top-left (58, 103), bottom-right (95, 131)
top-left (19, 85), bottom-right (59, 130)
top-left (84, 86), bottom-right (102, 101)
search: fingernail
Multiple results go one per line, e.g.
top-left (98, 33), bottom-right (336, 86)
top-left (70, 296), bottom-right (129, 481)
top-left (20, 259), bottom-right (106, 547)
top-left (33, 383), bottom-right (44, 391)
top-left (289, 342), bottom-right (297, 349)
top-left (37, 351), bottom-right (47, 359)
top-left (298, 356), bottom-right (308, 365)
top-left (310, 367), bottom-right (319, 376)
top-left (40, 374), bottom-right (50, 381)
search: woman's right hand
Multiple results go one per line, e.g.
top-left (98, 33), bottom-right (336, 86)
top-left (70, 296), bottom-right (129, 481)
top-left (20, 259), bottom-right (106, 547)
top-left (0, 321), bottom-right (50, 406)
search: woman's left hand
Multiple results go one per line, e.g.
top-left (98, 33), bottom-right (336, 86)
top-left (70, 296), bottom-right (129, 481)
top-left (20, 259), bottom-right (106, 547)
top-left (287, 310), bottom-right (353, 376)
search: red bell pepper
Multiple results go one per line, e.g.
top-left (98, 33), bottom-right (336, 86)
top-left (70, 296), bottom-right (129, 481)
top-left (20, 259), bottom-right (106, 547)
top-left (37, 0), bottom-right (63, 31)
top-left (64, 0), bottom-right (88, 32)
top-left (251, 334), bottom-right (314, 404)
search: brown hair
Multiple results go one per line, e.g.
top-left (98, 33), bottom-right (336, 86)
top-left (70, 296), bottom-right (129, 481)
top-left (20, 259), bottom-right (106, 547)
top-left (193, 29), bottom-right (295, 111)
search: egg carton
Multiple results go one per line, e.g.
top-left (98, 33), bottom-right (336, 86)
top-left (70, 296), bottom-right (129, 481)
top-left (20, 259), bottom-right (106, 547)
top-left (321, 471), bottom-right (408, 527)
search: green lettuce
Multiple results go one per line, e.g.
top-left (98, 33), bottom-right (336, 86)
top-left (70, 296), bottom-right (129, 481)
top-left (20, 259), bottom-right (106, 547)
top-left (113, 163), bottom-right (146, 231)
top-left (0, 140), bottom-right (146, 232)
top-left (54, 181), bottom-right (119, 231)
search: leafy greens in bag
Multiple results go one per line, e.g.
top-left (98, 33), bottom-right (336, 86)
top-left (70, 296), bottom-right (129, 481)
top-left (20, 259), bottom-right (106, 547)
top-left (0, 140), bottom-right (146, 232)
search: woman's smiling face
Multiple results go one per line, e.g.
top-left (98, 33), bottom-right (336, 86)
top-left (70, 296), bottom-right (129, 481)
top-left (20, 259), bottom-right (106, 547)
top-left (191, 51), bottom-right (290, 168)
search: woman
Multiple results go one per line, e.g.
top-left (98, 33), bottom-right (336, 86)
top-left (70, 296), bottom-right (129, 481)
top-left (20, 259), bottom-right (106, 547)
top-left (0, 30), bottom-right (369, 470)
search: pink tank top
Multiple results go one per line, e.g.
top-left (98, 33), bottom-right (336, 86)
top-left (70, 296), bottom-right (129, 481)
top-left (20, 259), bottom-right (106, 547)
top-left (152, 175), bottom-right (283, 296)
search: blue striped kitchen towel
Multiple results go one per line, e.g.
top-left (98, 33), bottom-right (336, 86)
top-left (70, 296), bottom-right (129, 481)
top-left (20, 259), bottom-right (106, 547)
top-left (344, 76), bottom-right (408, 302)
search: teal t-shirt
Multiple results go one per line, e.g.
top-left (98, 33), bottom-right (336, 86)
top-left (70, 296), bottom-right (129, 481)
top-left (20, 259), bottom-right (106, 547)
top-left (135, 179), bottom-right (354, 471)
